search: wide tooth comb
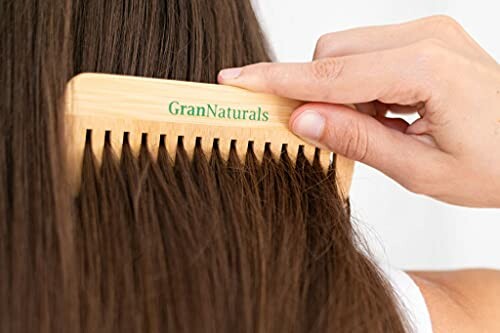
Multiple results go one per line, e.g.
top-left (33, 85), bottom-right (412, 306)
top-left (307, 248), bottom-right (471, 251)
top-left (64, 73), bottom-right (354, 196)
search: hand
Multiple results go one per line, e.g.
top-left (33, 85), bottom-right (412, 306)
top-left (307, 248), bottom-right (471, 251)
top-left (218, 16), bottom-right (500, 208)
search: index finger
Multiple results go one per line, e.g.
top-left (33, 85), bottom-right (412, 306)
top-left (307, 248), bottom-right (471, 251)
top-left (218, 42), bottom-right (439, 106)
top-left (314, 16), bottom-right (496, 65)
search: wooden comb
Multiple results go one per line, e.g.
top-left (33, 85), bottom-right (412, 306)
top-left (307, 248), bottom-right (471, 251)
top-left (64, 73), bottom-right (354, 196)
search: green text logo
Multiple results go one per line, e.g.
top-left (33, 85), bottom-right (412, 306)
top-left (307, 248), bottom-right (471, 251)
top-left (168, 101), bottom-right (270, 122)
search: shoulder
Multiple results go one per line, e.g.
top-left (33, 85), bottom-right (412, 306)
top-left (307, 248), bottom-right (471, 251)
top-left (409, 269), bottom-right (500, 333)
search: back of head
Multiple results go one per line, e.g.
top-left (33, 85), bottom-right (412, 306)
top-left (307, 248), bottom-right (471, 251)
top-left (0, 1), bottom-right (407, 332)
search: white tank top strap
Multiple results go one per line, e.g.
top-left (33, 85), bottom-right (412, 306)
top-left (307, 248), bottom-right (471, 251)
top-left (380, 264), bottom-right (433, 333)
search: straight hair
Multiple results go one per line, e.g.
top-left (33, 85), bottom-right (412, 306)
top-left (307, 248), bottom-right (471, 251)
top-left (1, 0), bottom-right (408, 332)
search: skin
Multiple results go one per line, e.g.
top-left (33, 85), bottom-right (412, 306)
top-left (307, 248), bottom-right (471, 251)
top-left (218, 15), bottom-right (500, 332)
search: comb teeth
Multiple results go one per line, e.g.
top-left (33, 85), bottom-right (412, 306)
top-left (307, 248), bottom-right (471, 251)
top-left (64, 73), bottom-right (352, 195)
top-left (85, 128), bottom-right (329, 166)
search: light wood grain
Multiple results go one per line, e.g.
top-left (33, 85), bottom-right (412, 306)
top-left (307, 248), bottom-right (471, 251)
top-left (65, 73), bottom-right (354, 197)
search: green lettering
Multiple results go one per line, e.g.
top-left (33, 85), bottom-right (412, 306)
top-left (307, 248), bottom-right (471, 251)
top-left (196, 106), bottom-right (206, 117)
top-left (169, 101), bottom-right (180, 115)
top-left (187, 105), bottom-right (196, 116)
top-left (170, 101), bottom-right (269, 122)
top-left (262, 111), bottom-right (269, 121)
top-left (180, 105), bottom-right (187, 115)
top-left (218, 107), bottom-right (226, 118)
top-left (249, 110), bottom-right (257, 120)
top-left (208, 104), bottom-right (217, 117)
top-left (233, 108), bottom-right (243, 120)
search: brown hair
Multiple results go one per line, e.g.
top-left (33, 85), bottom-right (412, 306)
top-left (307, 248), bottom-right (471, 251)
top-left (1, 0), bottom-right (408, 332)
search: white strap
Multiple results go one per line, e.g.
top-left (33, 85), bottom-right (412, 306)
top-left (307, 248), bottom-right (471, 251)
top-left (382, 265), bottom-right (433, 333)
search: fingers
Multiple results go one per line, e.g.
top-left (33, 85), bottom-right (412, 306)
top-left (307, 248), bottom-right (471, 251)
top-left (315, 17), bottom-right (441, 58)
top-left (314, 15), bottom-right (497, 64)
top-left (218, 42), bottom-right (440, 105)
top-left (288, 103), bottom-right (449, 193)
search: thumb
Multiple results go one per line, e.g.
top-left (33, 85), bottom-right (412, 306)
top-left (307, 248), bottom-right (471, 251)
top-left (289, 103), bottom-right (449, 192)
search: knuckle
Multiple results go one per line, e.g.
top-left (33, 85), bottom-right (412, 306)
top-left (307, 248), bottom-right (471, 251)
top-left (261, 63), bottom-right (285, 94)
top-left (311, 57), bottom-right (344, 82)
top-left (427, 15), bottom-right (456, 26)
top-left (428, 15), bottom-right (464, 35)
top-left (260, 62), bottom-right (277, 79)
top-left (314, 33), bottom-right (334, 58)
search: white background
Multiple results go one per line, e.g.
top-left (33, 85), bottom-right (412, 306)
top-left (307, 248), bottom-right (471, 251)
top-left (254, 0), bottom-right (500, 270)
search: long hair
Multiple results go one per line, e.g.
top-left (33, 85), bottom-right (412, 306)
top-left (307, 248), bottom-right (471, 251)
top-left (1, 1), bottom-right (408, 332)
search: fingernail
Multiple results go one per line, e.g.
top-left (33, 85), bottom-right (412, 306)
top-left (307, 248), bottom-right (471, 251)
top-left (218, 67), bottom-right (242, 81)
top-left (292, 111), bottom-right (325, 141)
